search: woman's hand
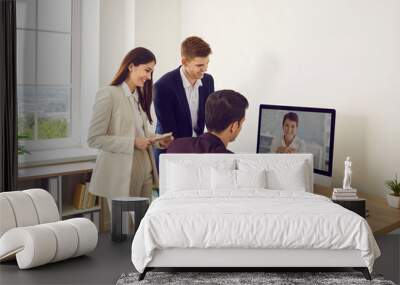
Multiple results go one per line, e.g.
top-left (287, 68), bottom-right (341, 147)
top-left (276, 146), bottom-right (295, 153)
top-left (134, 137), bottom-right (153, 150)
top-left (276, 146), bottom-right (287, 153)
top-left (158, 135), bottom-right (174, 148)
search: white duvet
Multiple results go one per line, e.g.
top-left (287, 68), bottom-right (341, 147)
top-left (131, 190), bottom-right (380, 273)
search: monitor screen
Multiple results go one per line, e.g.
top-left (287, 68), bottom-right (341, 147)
top-left (257, 104), bottom-right (336, 176)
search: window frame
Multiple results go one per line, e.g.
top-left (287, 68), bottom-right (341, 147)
top-left (17, 0), bottom-right (81, 151)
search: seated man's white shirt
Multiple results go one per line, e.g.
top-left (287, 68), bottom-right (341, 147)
top-left (180, 66), bottom-right (203, 137)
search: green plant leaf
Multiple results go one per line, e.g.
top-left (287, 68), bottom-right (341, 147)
top-left (385, 174), bottom-right (400, 196)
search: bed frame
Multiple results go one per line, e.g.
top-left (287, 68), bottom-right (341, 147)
top-left (139, 248), bottom-right (370, 280)
top-left (138, 154), bottom-right (372, 281)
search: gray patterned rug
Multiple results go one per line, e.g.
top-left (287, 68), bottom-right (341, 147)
top-left (116, 271), bottom-right (396, 285)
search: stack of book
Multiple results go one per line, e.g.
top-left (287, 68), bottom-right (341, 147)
top-left (72, 182), bottom-right (98, 209)
top-left (332, 188), bottom-right (358, 200)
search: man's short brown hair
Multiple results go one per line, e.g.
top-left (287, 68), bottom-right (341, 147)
top-left (181, 36), bottom-right (212, 59)
top-left (205, 90), bottom-right (249, 133)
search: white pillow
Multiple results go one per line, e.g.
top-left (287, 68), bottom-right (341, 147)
top-left (167, 163), bottom-right (210, 191)
top-left (236, 169), bottom-right (267, 189)
top-left (265, 163), bottom-right (307, 191)
top-left (211, 169), bottom-right (267, 190)
top-left (211, 168), bottom-right (237, 190)
top-left (167, 160), bottom-right (235, 191)
top-left (237, 158), bottom-right (310, 191)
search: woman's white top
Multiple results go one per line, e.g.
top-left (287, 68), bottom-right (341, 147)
top-left (270, 135), bottom-right (306, 153)
top-left (122, 82), bottom-right (147, 138)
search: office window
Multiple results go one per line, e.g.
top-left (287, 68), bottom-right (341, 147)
top-left (17, 0), bottom-right (80, 150)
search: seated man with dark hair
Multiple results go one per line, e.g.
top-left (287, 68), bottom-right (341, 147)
top-left (167, 89), bottom-right (248, 154)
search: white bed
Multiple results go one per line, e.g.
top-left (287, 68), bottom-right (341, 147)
top-left (131, 154), bottom-right (380, 280)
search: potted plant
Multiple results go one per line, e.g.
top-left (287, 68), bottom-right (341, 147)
top-left (385, 174), bottom-right (400, 208)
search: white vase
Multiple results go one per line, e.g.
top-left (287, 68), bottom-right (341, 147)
top-left (386, 193), bottom-right (400, 208)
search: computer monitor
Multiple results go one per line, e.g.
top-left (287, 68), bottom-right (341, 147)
top-left (257, 104), bottom-right (336, 176)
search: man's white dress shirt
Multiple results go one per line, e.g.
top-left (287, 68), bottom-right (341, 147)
top-left (180, 66), bottom-right (203, 137)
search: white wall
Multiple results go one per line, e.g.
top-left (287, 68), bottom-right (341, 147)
top-left (135, 0), bottom-right (181, 81)
top-left (99, 0), bottom-right (135, 87)
top-left (134, 0), bottom-right (181, 130)
top-left (135, 0), bottom-right (400, 196)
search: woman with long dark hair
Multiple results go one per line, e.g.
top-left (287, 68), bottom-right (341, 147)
top-left (87, 47), bottom-right (172, 209)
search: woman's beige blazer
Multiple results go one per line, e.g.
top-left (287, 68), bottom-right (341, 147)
top-left (87, 85), bottom-right (158, 198)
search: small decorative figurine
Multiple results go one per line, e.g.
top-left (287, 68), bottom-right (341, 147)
top-left (343, 156), bottom-right (352, 189)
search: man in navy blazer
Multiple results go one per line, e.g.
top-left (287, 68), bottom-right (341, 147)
top-left (153, 36), bottom-right (215, 168)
